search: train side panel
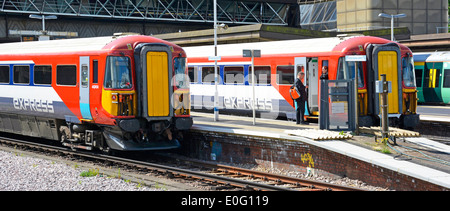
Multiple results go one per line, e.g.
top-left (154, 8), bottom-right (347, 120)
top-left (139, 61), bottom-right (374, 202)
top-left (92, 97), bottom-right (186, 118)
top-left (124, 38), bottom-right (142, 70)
top-left (0, 35), bottom-right (193, 151)
top-left (186, 36), bottom-right (419, 128)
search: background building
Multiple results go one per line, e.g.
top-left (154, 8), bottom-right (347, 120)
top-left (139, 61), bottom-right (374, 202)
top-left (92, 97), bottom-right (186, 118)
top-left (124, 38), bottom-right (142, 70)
top-left (335, 0), bottom-right (448, 35)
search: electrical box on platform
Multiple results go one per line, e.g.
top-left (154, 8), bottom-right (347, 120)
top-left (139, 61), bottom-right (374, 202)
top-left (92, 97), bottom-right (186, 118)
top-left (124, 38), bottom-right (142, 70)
top-left (375, 80), bottom-right (391, 93)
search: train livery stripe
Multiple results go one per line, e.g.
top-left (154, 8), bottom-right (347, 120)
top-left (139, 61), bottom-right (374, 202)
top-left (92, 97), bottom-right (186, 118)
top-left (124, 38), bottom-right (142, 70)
top-left (0, 85), bottom-right (73, 119)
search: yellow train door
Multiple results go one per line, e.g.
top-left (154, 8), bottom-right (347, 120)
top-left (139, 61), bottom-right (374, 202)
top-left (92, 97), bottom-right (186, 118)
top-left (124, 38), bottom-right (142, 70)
top-left (377, 51), bottom-right (399, 114)
top-left (146, 51), bottom-right (170, 117)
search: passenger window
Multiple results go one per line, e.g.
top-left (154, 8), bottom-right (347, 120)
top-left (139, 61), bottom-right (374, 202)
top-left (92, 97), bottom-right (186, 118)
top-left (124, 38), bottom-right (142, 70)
top-left (57, 65), bottom-right (77, 86)
top-left (13, 65), bottom-right (30, 84)
top-left (34, 65), bottom-right (52, 85)
top-left (188, 67), bottom-right (198, 83)
top-left (224, 66), bottom-right (244, 84)
top-left (254, 66), bottom-right (271, 85)
top-left (201, 66), bottom-right (215, 84)
top-left (0, 66), bottom-right (9, 83)
top-left (444, 69), bottom-right (450, 88)
top-left (415, 68), bottom-right (423, 87)
top-left (276, 65), bottom-right (294, 85)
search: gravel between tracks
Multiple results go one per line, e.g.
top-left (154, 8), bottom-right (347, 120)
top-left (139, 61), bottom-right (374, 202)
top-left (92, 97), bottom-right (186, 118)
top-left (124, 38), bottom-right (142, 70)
top-left (0, 150), bottom-right (155, 191)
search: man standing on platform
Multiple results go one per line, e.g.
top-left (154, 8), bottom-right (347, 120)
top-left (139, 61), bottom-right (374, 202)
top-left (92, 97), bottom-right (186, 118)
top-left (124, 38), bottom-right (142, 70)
top-left (292, 72), bottom-right (309, 125)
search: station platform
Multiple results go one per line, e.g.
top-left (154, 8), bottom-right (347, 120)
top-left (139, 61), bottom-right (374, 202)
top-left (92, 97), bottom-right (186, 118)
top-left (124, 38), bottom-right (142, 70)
top-left (190, 111), bottom-right (450, 190)
top-left (418, 105), bottom-right (450, 123)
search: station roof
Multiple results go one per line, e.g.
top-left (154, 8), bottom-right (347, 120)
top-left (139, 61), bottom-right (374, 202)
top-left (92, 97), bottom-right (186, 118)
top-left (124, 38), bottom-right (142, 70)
top-left (399, 33), bottom-right (450, 52)
top-left (153, 24), bottom-right (334, 47)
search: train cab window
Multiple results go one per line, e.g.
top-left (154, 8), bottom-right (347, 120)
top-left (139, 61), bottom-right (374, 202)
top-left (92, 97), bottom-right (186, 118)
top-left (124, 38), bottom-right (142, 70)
top-left (254, 66), bottom-right (271, 85)
top-left (57, 65), bottom-right (77, 86)
top-left (34, 65), bottom-right (52, 85)
top-left (224, 66), bottom-right (244, 84)
top-left (415, 68), bottom-right (423, 87)
top-left (443, 69), bottom-right (450, 88)
top-left (337, 57), bottom-right (364, 87)
top-left (276, 65), bottom-right (294, 85)
top-left (0, 66), bottom-right (9, 83)
top-left (104, 56), bottom-right (132, 89)
top-left (13, 65), bottom-right (30, 84)
top-left (201, 66), bottom-right (215, 84)
top-left (188, 67), bottom-right (198, 83)
top-left (174, 57), bottom-right (188, 88)
top-left (402, 57), bottom-right (416, 88)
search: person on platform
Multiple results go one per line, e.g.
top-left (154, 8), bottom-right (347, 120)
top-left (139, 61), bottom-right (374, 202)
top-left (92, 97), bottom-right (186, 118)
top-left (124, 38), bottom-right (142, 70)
top-left (292, 72), bottom-right (309, 125)
top-left (320, 66), bottom-right (329, 80)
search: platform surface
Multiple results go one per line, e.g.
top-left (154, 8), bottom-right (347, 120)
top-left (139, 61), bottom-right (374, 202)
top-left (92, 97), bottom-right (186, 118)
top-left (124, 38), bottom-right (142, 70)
top-left (191, 111), bottom-right (450, 189)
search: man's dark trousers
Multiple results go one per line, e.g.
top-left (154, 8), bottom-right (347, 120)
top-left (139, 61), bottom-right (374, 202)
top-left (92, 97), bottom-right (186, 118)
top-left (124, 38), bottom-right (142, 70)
top-left (296, 99), bottom-right (305, 124)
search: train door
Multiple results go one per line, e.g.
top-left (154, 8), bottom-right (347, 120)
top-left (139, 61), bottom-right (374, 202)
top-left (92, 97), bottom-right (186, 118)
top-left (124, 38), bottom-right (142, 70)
top-left (138, 44), bottom-right (173, 120)
top-left (79, 56), bottom-right (92, 120)
top-left (423, 62), bottom-right (443, 103)
top-left (369, 44), bottom-right (402, 117)
top-left (90, 56), bottom-right (100, 119)
top-left (414, 61), bottom-right (425, 103)
top-left (307, 58), bottom-right (319, 114)
top-left (442, 62), bottom-right (450, 103)
top-left (294, 57), bottom-right (308, 115)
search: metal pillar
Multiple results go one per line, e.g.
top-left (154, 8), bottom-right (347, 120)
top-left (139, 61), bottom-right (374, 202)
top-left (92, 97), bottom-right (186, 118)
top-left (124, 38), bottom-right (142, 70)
top-left (380, 74), bottom-right (389, 139)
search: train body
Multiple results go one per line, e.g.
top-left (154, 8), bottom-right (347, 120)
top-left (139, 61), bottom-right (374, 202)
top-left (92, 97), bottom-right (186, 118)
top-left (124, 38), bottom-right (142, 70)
top-left (185, 35), bottom-right (419, 128)
top-left (413, 51), bottom-right (450, 104)
top-left (0, 34), bottom-right (192, 151)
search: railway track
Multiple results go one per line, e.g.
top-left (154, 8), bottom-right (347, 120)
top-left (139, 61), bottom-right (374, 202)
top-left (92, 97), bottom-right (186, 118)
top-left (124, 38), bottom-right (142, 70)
top-left (0, 135), bottom-right (364, 191)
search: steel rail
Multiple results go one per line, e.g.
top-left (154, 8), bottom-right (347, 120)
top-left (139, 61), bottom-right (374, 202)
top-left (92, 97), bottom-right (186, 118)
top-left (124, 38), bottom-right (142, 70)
top-left (174, 158), bottom-right (365, 191)
top-left (0, 136), bottom-right (291, 191)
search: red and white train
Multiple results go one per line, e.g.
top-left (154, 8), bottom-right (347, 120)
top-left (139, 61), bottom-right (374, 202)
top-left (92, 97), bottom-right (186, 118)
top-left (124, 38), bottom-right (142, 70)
top-left (0, 34), bottom-right (192, 151)
top-left (185, 35), bottom-right (419, 128)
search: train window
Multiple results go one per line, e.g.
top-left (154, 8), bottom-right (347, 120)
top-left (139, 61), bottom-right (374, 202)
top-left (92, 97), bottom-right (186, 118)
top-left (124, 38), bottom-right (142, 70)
top-left (201, 66), bottom-right (215, 84)
top-left (444, 69), bottom-right (450, 88)
top-left (188, 67), bottom-right (198, 83)
top-left (425, 68), bottom-right (440, 88)
top-left (0, 66), bottom-right (9, 83)
top-left (224, 66), bottom-right (244, 84)
top-left (13, 65), bottom-right (30, 84)
top-left (346, 61), bottom-right (365, 88)
top-left (252, 66), bottom-right (271, 85)
top-left (104, 56), bottom-right (132, 89)
top-left (34, 65), bottom-right (52, 85)
top-left (415, 68), bottom-right (423, 87)
top-left (402, 57), bottom-right (415, 88)
top-left (57, 65), bottom-right (77, 86)
top-left (337, 58), bottom-right (345, 80)
top-left (92, 60), bottom-right (98, 84)
top-left (337, 57), bottom-right (364, 88)
top-left (174, 57), bottom-right (188, 88)
top-left (276, 65), bottom-right (294, 85)
top-left (81, 64), bottom-right (89, 87)
top-left (435, 69), bottom-right (441, 88)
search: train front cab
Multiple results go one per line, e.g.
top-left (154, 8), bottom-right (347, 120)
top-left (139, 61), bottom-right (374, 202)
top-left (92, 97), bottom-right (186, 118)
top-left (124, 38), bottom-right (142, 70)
top-left (101, 43), bottom-right (192, 151)
top-left (364, 43), bottom-right (419, 128)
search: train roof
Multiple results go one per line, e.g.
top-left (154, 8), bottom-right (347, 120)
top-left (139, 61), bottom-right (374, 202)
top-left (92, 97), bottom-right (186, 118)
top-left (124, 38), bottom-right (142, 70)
top-left (413, 51), bottom-right (450, 62)
top-left (184, 35), bottom-right (400, 58)
top-left (185, 36), bottom-right (352, 58)
top-left (0, 35), bottom-right (176, 55)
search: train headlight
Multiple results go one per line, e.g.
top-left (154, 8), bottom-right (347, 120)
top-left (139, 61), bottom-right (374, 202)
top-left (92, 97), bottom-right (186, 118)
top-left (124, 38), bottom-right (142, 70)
top-left (111, 93), bottom-right (118, 104)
